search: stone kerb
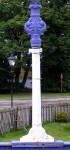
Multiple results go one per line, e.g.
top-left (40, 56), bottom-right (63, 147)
top-left (0, 141), bottom-right (70, 150)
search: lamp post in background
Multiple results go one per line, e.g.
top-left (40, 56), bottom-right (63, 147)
top-left (8, 55), bottom-right (17, 108)
top-left (61, 73), bottom-right (63, 94)
top-left (20, 0), bottom-right (54, 142)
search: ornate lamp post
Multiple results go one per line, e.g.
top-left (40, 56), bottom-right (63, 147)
top-left (8, 55), bottom-right (17, 108)
top-left (20, 0), bottom-right (54, 142)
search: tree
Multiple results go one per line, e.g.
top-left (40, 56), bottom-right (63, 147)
top-left (0, 0), bottom-right (31, 90)
top-left (0, 0), bottom-right (70, 92)
top-left (0, 54), bottom-right (10, 91)
top-left (41, 0), bottom-right (70, 92)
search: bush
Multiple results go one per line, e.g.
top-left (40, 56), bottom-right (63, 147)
top-left (56, 112), bottom-right (69, 122)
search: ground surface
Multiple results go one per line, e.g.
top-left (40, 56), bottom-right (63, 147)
top-left (0, 97), bottom-right (70, 109)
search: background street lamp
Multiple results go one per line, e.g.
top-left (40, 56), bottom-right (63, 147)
top-left (8, 55), bottom-right (17, 108)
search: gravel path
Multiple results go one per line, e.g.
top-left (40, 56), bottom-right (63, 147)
top-left (0, 97), bottom-right (70, 109)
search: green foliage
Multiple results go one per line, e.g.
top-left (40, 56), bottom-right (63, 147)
top-left (0, 54), bottom-right (10, 91)
top-left (0, 0), bottom-right (70, 92)
top-left (56, 112), bottom-right (69, 122)
top-left (0, 0), bottom-right (31, 91)
top-left (0, 0), bottom-right (30, 55)
top-left (41, 0), bottom-right (70, 92)
top-left (1, 122), bottom-right (70, 141)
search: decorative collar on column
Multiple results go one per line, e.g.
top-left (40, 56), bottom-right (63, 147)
top-left (24, 2), bottom-right (46, 48)
top-left (30, 0), bottom-right (40, 4)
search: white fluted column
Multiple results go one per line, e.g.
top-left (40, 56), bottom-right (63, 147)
top-left (20, 48), bottom-right (54, 142)
top-left (31, 48), bottom-right (42, 127)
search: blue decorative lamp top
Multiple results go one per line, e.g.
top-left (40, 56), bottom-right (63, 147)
top-left (24, 0), bottom-right (46, 48)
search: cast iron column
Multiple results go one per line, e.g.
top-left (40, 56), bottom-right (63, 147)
top-left (20, 0), bottom-right (54, 142)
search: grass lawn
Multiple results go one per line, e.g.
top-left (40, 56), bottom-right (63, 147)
top-left (42, 92), bottom-right (70, 98)
top-left (0, 93), bottom-right (32, 99)
top-left (0, 92), bottom-right (70, 100)
top-left (43, 122), bottom-right (70, 141)
top-left (0, 122), bottom-right (70, 142)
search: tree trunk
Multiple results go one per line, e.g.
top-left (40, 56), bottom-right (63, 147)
top-left (22, 58), bottom-right (31, 88)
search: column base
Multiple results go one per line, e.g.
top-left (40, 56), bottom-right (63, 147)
top-left (20, 126), bottom-right (54, 142)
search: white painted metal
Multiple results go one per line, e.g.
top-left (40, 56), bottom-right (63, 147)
top-left (32, 48), bottom-right (42, 127)
top-left (20, 48), bottom-right (54, 142)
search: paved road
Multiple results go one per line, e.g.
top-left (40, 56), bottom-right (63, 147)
top-left (0, 97), bottom-right (70, 109)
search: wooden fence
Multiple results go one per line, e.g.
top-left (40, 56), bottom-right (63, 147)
top-left (0, 103), bottom-right (70, 134)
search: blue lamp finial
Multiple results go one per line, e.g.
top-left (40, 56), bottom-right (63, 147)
top-left (24, 0), bottom-right (46, 48)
